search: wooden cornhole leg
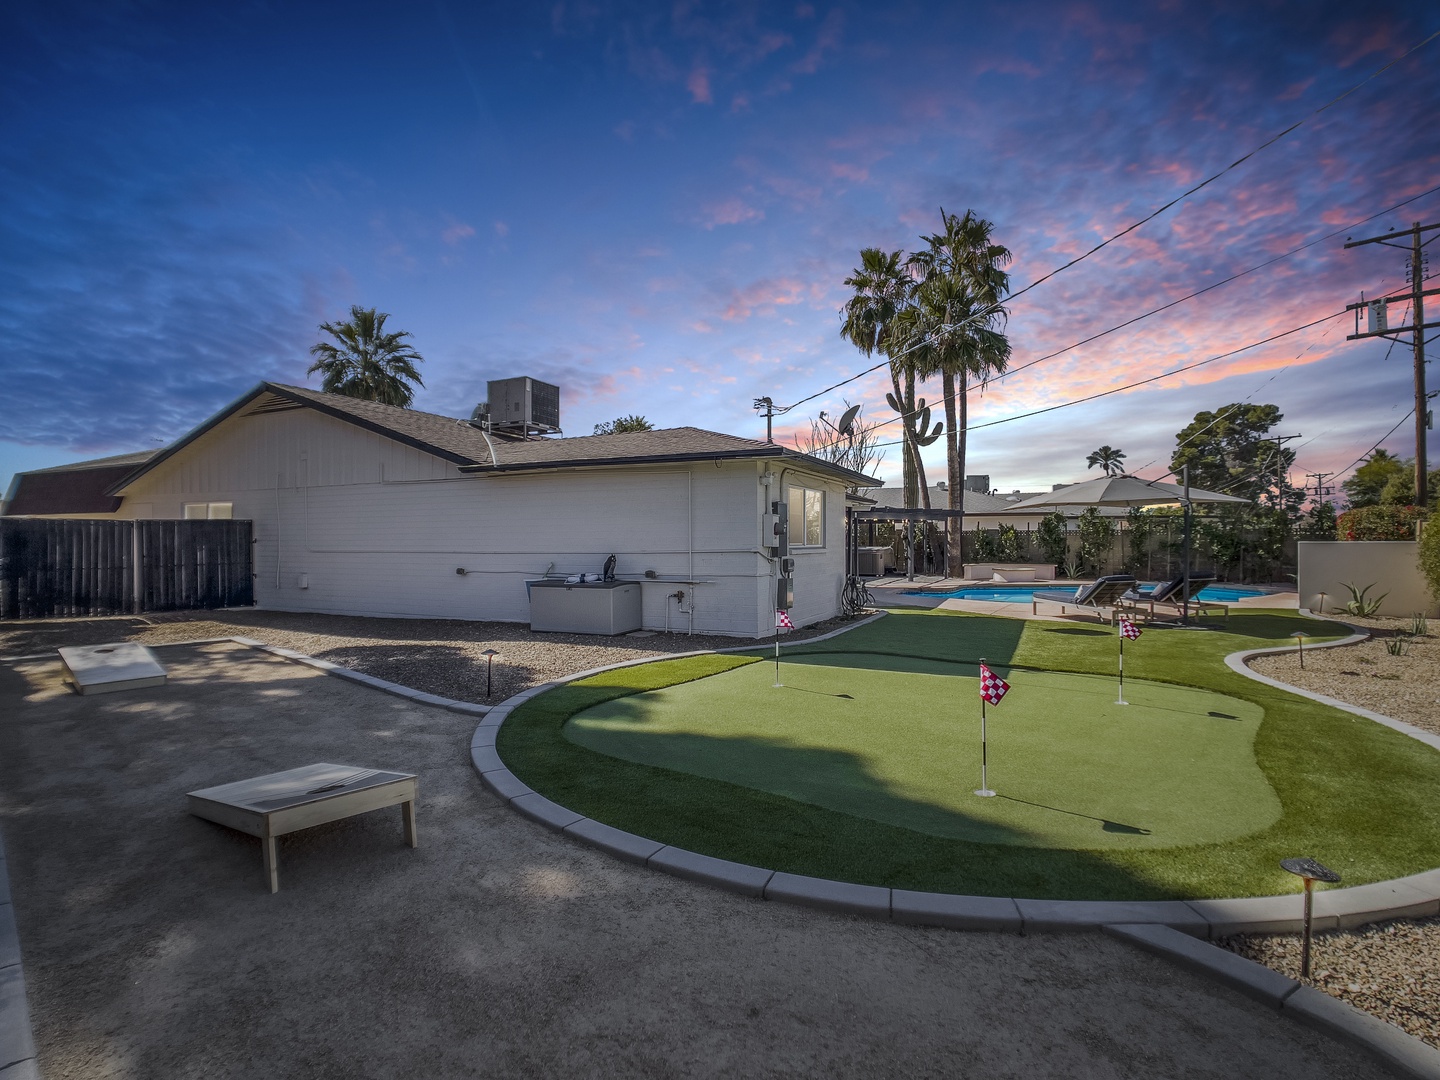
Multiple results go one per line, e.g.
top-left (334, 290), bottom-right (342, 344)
top-left (263, 832), bottom-right (280, 894)
top-left (402, 799), bottom-right (418, 848)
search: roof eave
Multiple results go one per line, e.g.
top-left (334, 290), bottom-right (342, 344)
top-left (456, 445), bottom-right (879, 488)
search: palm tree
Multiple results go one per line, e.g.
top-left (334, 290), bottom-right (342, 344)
top-left (1086, 446), bottom-right (1127, 476)
top-left (308, 306), bottom-right (425, 408)
top-left (905, 210), bottom-right (1012, 559)
top-left (839, 249), bottom-right (932, 508)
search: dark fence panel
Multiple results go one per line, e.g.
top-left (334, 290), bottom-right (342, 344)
top-left (0, 519), bottom-right (253, 619)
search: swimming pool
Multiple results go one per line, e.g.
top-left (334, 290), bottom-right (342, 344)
top-left (906, 584), bottom-right (1269, 603)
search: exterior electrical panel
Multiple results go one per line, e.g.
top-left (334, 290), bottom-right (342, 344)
top-left (767, 500), bottom-right (789, 555)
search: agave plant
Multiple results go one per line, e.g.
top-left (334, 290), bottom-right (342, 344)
top-left (1340, 582), bottom-right (1388, 617)
top-left (1411, 612), bottom-right (1429, 637)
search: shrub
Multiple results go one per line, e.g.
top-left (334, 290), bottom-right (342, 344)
top-left (1420, 507), bottom-right (1440, 603)
top-left (1036, 512), bottom-right (1068, 565)
top-left (1337, 504), bottom-right (1427, 541)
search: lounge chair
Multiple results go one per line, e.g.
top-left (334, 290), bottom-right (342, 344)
top-left (1030, 575), bottom-right (1137, 621)
top-left (1119, 574), bottom-right (1229, 622)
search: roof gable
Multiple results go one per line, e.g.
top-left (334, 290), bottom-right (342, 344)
top-left (110, 382), bottom-right (879, 494)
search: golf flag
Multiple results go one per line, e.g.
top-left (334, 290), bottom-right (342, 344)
top-left (978, 663), bottom-right (1009, 706)
top-left (1119, 616), bottom-right (1142, 640)
top-left (776, 609), bottom-right (793, 630)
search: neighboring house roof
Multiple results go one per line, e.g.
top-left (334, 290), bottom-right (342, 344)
top-left (856, 484), bottom-right (1130, 517)
top-left (857, 486), bottom-right (1018, 514)
top-left (4, 450), bottom-right (161, 516)
top-left (110, 383), bottom-right (880, 494)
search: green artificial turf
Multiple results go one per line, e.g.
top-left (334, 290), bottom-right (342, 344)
top-left (497, 609), bottom-right (1440, 900)
top-left (565, 662), bottom-right (1275, 850)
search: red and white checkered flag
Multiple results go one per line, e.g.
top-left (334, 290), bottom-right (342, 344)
top-left (776, 609), bottom-right (793, 630)
top-left (1119, 616), bottom-right (1142, 640)
top-left (978, 662), bottom-right (1009, 705)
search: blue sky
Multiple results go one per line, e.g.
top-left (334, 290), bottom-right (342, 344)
top-left (3, 0), bottom-right (1436, 496)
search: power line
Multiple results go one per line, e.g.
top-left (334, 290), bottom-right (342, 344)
top-left (779, 181), bottom-right (1440, 427)
top-left (1329, 409), bottom-right (1417, 484)
top-left (964, 311), bottom-right (1344, 432)
top-left (997, 28), bottom-right (1440, 310)
top-left (984, 184), bottom-right (1440, 391)
top-left (826, 308), bottom-right (1347, 455)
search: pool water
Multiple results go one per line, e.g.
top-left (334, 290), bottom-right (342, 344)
top-left (907, 584), bottom-right (1268, 603)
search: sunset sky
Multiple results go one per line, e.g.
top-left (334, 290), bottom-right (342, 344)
top-left (3, 1), bottom-right (1436, 497)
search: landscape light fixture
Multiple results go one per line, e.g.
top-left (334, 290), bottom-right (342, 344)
top-left (1315, 591), bottom-right (1328, 616)
top-left (1290, 631), bottom-right (1307, 669)
top-left (481, 649), bottom-right (500, 698)
top-left (1280, 857), bottom-right (1341, 979)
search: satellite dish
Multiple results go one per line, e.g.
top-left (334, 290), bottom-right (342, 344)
top-left (837, 404), bottom-right (861, 435)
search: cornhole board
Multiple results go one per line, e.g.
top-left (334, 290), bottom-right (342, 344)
top-left (188, 763), bottom-right (418, 893)
top-left (58, 642), bottom-right (167, 695)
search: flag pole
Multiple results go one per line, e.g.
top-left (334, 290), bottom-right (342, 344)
top-left (774, 626), bottom-right (782, 687)
top-left (975, 656), bottom-right (996, 797)
top-left (1117, 626), bottom-right (1128, 705)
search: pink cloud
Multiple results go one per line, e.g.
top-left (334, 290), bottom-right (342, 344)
top-left (687, 65), bottom-right (713, 104)
top-left (699, 197), bottom-right (764, 229)
top-left (721, 277), bottom-right (811, 321)
top-left (441, 221), bottom-right (476, 246)
top-left (792, 9), bottom-right (843, 75)
top-left (493, 221), bottom-right (510, 237)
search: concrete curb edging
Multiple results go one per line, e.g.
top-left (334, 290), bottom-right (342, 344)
top-left (1103, 923), bottom-right (1440, 1080)
top-left (464, 608), bottom-right (1440, 1069)
top-left (0, 833), bottom-right (41, 1080)
top-left (1227, 613), bottom-right (1440, 753)
top-left (470, 610), bottom-right (1440, 937)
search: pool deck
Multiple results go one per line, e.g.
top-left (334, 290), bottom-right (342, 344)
top-left (866, 576), bottom-right (1299, 622)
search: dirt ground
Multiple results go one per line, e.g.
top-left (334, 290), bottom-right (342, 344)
top-left (0, 608), bottom-right (831, 705)
top-left (0, 643), bottom-right (1407, 1079)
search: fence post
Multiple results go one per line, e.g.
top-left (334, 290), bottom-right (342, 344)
top-left (132, 522), bottom-right (142, 614)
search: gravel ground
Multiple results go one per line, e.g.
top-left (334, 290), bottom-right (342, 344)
top-left (1242, 614), bottom-right (1440, 1050)
top-left (0, 608), bottom-right (857, 704)
top-left (1250, 615), bottom-right (1440, 735)
top-left (1222, 919), bottom-right (1440, 1050)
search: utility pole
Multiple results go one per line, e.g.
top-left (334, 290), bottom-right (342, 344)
top-left (1304, 472), bottom-right (1334, 501)
top-left (753, 397), bottom-right (777, 444)
top-left (1345, 221), bottom-right (1439, 506)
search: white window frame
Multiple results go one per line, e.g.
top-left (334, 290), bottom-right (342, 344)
top-left (183, 502), bottom-right (233, 520)
top-left (786, 486), bottom-right (825, 549)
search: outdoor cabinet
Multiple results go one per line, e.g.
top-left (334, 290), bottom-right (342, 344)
top-left (528, 579), bottom-right (642, 635)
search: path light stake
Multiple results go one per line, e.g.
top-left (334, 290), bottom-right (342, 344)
top-left (1280, 857), bottom-right (1341, 979)
top-left (1290, 631), bottom-right (1307, 670)
top-left (1316, 591), bottom-right (1328, 616)
top-left (482, 649), bottom-right (499, 697)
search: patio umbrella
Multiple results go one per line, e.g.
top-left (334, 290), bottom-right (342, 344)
top-left (1002, 471), bottom-right (1249, 622)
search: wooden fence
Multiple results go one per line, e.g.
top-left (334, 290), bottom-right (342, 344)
top-left (0, 519), bottom-right (254, 619)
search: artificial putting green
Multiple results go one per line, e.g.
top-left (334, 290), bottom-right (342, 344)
top-left (498, 609), bottom-right (1440, 900)
top-left (564, 660), bottom-right (1275, 850)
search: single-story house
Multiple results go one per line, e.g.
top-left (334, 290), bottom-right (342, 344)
top-left (857, 484), bottom-right (1130, 530)
top-left (5, 383), bottom-right (875, 638)
top-left (2, 451), bottom-right (161, 517)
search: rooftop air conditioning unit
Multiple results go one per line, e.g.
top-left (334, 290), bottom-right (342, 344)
top-left (482, 377), bottom-right (561, 436)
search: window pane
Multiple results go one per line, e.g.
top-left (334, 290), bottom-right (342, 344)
top-left (787, 488), bottom-right (803, 539)
top-left (183, 503), bottom-right (206, 519)
top-left (208, 502), bottom-right (233, 520)
top-left (805, 490), bottom-right (823, 546)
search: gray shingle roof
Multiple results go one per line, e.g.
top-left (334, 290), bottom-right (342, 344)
top-left (111, 382), bottom-right (880, 493)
